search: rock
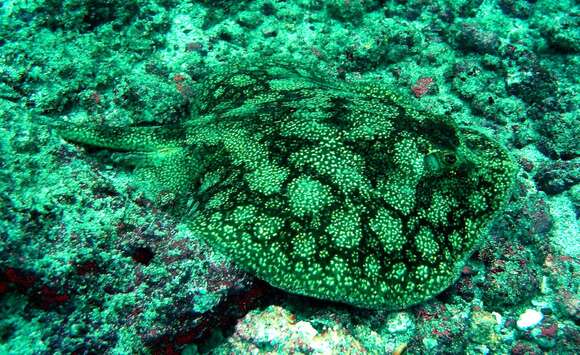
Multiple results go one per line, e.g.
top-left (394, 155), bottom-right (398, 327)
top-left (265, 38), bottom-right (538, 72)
top-left (386, 312), bottom-right (414, 333)
top-left (453, 22), bottom-right (500, 54)
top-left (516, 309), bottom-right (543, 330)
top-left (216, 305), bottom-right (366, 353)
top-left (534, 160), bottom-right (580, 195)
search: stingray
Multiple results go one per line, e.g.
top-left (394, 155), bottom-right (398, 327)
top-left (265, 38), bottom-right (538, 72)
top-left (56, 64), bottom-right (516, 309)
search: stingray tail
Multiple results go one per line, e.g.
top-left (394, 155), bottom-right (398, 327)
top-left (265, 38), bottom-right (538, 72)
top-left (52, 120), bottom-right (199, 196)
top-left (53, 121), bottom-right (185, 151)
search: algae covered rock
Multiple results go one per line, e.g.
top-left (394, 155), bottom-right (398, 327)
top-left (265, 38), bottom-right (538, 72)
top-left (214, 305), bottom-right (366, 354)
top-left (57, 63), bottom-right (516, 309)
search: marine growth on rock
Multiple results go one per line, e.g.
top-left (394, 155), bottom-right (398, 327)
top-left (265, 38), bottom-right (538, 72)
top-left (57, 64), bottom-right (516, 309)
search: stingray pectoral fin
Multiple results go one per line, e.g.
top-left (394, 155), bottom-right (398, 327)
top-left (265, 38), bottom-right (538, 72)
top-left (56, 123), bottom-right (185, 151)
top-left (133, 147), bottom-right (201, 197)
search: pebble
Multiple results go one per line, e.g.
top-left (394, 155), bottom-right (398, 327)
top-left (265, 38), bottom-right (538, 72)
top-left (516, 309), bottom-right (543, 330)
top-left (422, 337), bottom-right (438, 350)
top-left (386, 312), bottom-right (414, 333)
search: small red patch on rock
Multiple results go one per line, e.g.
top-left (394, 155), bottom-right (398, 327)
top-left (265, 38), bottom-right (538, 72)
top-left (412, 77), bottom-right (434, 98)
top-left (541, 323), bottom-right (558, 337)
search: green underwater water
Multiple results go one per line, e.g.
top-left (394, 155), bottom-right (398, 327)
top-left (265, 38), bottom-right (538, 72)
top-left (0, 0), bottom-right (578, 354)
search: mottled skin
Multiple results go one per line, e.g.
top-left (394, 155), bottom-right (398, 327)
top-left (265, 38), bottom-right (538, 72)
top-left (58, 64), bottom-right (516, 309)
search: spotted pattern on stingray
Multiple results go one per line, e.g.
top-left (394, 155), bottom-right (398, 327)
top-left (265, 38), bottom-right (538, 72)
top-left (57, 64), bottom-right (516, 309)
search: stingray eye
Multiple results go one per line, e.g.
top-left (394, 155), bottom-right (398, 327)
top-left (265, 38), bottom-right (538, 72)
top-left (443, 153), bottom-right (457, 165)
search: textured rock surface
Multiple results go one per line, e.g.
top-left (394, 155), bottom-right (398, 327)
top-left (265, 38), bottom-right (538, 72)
top-left (534, 160), bottom-right (580, 195)
top-left (213, 305), bottom-right (366, 354)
